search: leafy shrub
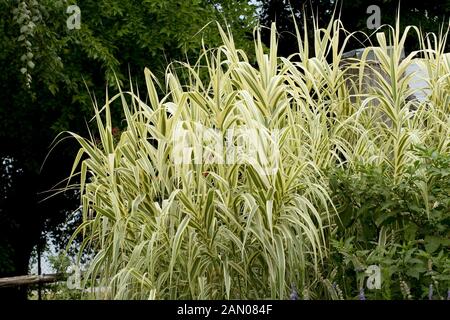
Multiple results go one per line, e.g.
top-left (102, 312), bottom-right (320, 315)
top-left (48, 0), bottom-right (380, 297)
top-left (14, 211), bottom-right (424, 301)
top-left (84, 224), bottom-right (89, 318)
top-left (328, 146), bottom-right (450, 299)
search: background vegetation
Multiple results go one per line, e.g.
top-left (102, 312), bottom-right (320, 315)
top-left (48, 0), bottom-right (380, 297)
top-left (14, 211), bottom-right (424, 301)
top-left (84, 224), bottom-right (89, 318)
top-left (0, 0), bottom-right (448, 300)
top-left (66, 17), bottom-right (449, 299)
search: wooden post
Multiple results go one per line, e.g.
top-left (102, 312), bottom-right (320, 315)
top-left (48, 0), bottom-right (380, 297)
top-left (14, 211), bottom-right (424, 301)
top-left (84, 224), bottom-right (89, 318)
top-left (37, 238), bottom-right (42, 300)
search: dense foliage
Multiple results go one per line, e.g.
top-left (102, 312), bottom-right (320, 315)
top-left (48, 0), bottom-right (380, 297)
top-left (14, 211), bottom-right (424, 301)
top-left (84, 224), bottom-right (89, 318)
top-left (1, 0), bottom-right (449, 300)
top-left (66, 17), bottom-right (449, 299)
top-left (328, 147), bottom-right (450, 299)
top-left (0, 0), bottom-right (256, 299)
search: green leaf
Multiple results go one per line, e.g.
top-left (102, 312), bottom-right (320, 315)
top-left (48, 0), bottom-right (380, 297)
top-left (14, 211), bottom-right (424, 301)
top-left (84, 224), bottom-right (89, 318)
top-left (424, 235), bottom-right (443, 253)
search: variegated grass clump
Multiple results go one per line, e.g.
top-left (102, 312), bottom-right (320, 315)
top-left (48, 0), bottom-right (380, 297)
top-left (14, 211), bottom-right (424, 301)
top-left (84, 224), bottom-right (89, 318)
top-left (66, 17), bottom-right (449, 299)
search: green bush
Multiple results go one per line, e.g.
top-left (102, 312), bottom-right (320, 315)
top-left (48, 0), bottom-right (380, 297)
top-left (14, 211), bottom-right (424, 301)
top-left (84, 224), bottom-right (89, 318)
top-left (328, 146), bottom-right (450, 299)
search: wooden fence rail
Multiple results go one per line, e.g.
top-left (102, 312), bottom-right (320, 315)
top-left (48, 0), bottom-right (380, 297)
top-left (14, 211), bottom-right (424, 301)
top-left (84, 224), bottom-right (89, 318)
top-left (0, 274), bottom-right (64, 288)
